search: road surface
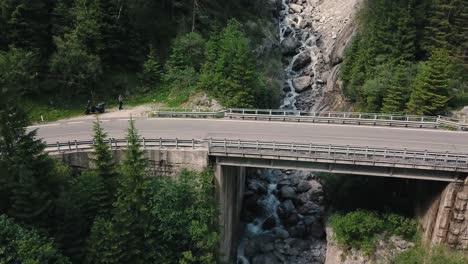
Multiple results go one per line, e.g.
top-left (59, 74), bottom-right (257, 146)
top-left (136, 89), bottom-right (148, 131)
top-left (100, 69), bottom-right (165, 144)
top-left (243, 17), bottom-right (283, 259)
top-left (29, 117), bottom-right (468, 153)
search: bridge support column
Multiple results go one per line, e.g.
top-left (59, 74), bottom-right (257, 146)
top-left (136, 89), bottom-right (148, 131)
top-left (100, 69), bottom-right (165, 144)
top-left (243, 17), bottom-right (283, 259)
top-left (421, 178), bottom-right (468, 250)
top-left (215, 163), bottom-right (245, 262)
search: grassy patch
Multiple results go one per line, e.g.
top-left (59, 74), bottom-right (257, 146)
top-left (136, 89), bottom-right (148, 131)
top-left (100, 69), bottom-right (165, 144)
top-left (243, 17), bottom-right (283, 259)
top-left (24, 82), bottom-right (197, 123)
top-left (329, 210), bottom-right (418, 255)
top-left (392, 245), bottom-right (468, 264)
top-left (24, 99), bottom-right (87, 123)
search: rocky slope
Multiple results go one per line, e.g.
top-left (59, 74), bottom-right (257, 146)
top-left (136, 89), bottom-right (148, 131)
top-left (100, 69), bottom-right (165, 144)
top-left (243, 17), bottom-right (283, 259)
top-left (280, 0), bottom-right (361, 111)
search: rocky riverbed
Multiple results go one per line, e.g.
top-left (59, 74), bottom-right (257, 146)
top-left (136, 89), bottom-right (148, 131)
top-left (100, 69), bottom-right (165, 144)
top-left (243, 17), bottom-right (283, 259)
top-left (237, 169), bottom-right (326, 264)
top-left (236, 1), bottom-right (362, 263)
top-left (279, 0), bottom-right (360, 111)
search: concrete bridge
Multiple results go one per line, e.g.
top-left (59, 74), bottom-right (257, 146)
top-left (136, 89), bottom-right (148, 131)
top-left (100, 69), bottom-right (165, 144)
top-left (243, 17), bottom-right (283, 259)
top-left (33, 113), bottom-right (468, 260)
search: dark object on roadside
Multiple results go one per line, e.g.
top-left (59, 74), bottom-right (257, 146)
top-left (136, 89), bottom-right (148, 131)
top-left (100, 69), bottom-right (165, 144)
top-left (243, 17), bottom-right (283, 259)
top-left (85, 101), bottom-right (106, 114)
top-left (118, 94), bottom-right (123, 110)
top-left (96, 102), bottom-right (105, 113)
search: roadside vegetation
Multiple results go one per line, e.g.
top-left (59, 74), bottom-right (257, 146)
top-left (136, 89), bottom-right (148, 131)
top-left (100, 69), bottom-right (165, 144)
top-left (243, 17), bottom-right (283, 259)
top-left (0, 93), bottom-right (218, 263)
top-left (341, 0), bottom-right (467, 115)
top-left (0, 1), bottom-right (280, 122)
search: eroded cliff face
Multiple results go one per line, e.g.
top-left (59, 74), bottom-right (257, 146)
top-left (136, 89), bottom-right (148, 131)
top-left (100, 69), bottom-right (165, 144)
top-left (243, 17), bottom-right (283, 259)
top-left (303, 0), bottom-right (361, 112)
top-left (281, 0), bottom-right (361, 111)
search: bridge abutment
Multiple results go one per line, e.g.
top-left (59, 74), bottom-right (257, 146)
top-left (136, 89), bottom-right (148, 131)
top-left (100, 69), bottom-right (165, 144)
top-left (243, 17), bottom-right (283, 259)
top-left (420, 179), bottom-right (468, 250)
top-left (215, 164), bottom-right (245, 262)
top-left (53, 149), bottom-right (209, 176)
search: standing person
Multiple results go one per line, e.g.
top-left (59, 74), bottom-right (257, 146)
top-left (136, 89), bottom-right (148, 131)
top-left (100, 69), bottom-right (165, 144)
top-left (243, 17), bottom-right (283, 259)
top-left (118, 94), bottom-right (123, 110)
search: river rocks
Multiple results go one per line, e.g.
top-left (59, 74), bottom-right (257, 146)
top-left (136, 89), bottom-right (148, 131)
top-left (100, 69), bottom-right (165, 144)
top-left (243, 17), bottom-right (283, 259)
top-left (281, 199), bottom-right (296, 214)
top-left (289, 3), bottom-right (303, 13)
top-left (274, 228), bottom-right (290, 239)
top-left (262, 216), bottom-right (276, 230)
top-left (248, 180), bottom-right (268, 195)
top-left (298, 180), bottom-right (312, 192)
top-left (292, 52), bottom-right (311, 71)
top-left (239, 169), bottom-right (327, 263)
top-left (281, 36), bottom-right (300, 55)
top-left (280, 185), bottom-right (297, 200)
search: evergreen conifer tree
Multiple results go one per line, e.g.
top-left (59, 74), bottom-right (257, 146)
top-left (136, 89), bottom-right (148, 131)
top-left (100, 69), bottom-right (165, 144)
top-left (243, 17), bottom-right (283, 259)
top-left (140, 45), bottom-right (162, 87)
top-left (407, 49), bottom-right (451, 115)
top-left (0, 215), bottom-right (71, 263)
top-left (198, 19), bottom-right (264, 107)
top-left (90, 118), bottom-right (117, 216)
top-left (423, 0), bottom-right (467, 62)
top-left (87, 118), bottom-right (158, 263)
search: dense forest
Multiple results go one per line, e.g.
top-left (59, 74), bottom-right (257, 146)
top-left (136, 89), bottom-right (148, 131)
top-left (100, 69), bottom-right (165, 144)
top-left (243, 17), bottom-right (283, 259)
top-left (0, 0), bottom-right (280, 120)
top-left (341, 0), bottom-right (467, 115)
top-left (0, 110), bottom-right (218, 263)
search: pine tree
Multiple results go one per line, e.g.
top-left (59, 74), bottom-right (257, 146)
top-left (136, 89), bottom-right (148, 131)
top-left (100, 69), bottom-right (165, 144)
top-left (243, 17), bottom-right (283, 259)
top-left (0, 215), bottom-right (71, 263)
top-left (0, 0), bottom-right (52, 57)
top-left (407, 49), bottom-right (451, 115)
top-left (423, 0), bottom-right (467, 62)
top-left (198, 20), bottom-right (264, 108)
top-left (0, 103), bottom-right (68, 228)
top-left (381, 85), bottom-right (404, 114)
top-left (381, 64), bottom-right (415, 113)
top-left (87, 118), bottom-right (158, 263)
top-left (49, 31), bottom-right (102, 97)
top-left (91, 118), bottom-right (117, 216)
top-left (163, 32), bottom-right (205, 91)
top-left (140, 45), bottom-right (162, 87)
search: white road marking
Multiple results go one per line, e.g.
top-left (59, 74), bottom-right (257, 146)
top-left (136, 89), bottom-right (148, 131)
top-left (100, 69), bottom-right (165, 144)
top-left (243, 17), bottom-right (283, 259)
top-left (118, 118), bottom-right (130, 121)
top-left (101, 120), bottom-right (110, 122)
top-left (67, 121), bottom-right (84, 125)
top-left (29, 123), bottom-right (61, 128)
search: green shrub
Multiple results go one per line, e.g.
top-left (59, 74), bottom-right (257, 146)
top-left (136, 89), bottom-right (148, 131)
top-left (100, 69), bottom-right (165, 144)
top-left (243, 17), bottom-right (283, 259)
top-left (384, 213), bottom-right (418, 240)
top-left (329, 210), bottom-right (418, 255)
top-left (330, 210), bottom-right (385, 255)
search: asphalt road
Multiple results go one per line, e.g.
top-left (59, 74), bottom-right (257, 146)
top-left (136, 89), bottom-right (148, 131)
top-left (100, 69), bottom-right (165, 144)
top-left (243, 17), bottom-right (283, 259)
top-left (29, 117), bottom-right (468, 153)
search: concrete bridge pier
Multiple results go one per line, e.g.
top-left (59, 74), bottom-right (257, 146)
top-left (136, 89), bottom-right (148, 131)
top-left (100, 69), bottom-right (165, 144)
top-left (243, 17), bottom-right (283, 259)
top-left (215, 164), bottom-right (246, 262)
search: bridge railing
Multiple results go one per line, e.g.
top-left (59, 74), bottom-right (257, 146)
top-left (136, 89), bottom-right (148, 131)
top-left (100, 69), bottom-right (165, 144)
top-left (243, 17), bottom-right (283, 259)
top-left (45, 138), bottom-right (468, 173)
top-left (153, 107), bottom-right (225, 118)
top-left (208, 139), bottom-right (468, 172)
top-left (153, 108), bottom-right (467, 130)
top-left (45, 138), bottom-right (205, 153)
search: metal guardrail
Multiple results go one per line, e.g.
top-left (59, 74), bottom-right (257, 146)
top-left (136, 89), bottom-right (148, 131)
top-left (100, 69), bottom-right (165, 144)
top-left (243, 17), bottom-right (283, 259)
top-left (208, 139), bottom-right (468, 173)
top-left (45, 138), bottom-right (468, 173)
top-left (153, 108), bottom-right (468, 130)
top-left (154, 108), bottom-right (225, 118)
top-left (45, 138), bottom-right (205, 153)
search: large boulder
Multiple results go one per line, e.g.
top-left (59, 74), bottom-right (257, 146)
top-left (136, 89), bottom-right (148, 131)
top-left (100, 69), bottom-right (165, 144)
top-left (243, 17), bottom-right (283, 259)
top-left (281, 36), bottom-right (299, 55)
top-left (289, 3), bottom-right (303, 13)
top-left (292, 52), bottom-right (311, 71)
top-left (298, 201), bottom-right (320, 215)
top-left (274, 228), bottom-right (290, 239)
top-left (278, 199), bottom-right (296, 218)
top-left (293, 76), bottom-right (312, 93)
top-left (308, 180), bottom-right (324, 197)
top-left (297, 180), bottom-right (312, 192)
top-left (280, 186), bottom-right (297, 200)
